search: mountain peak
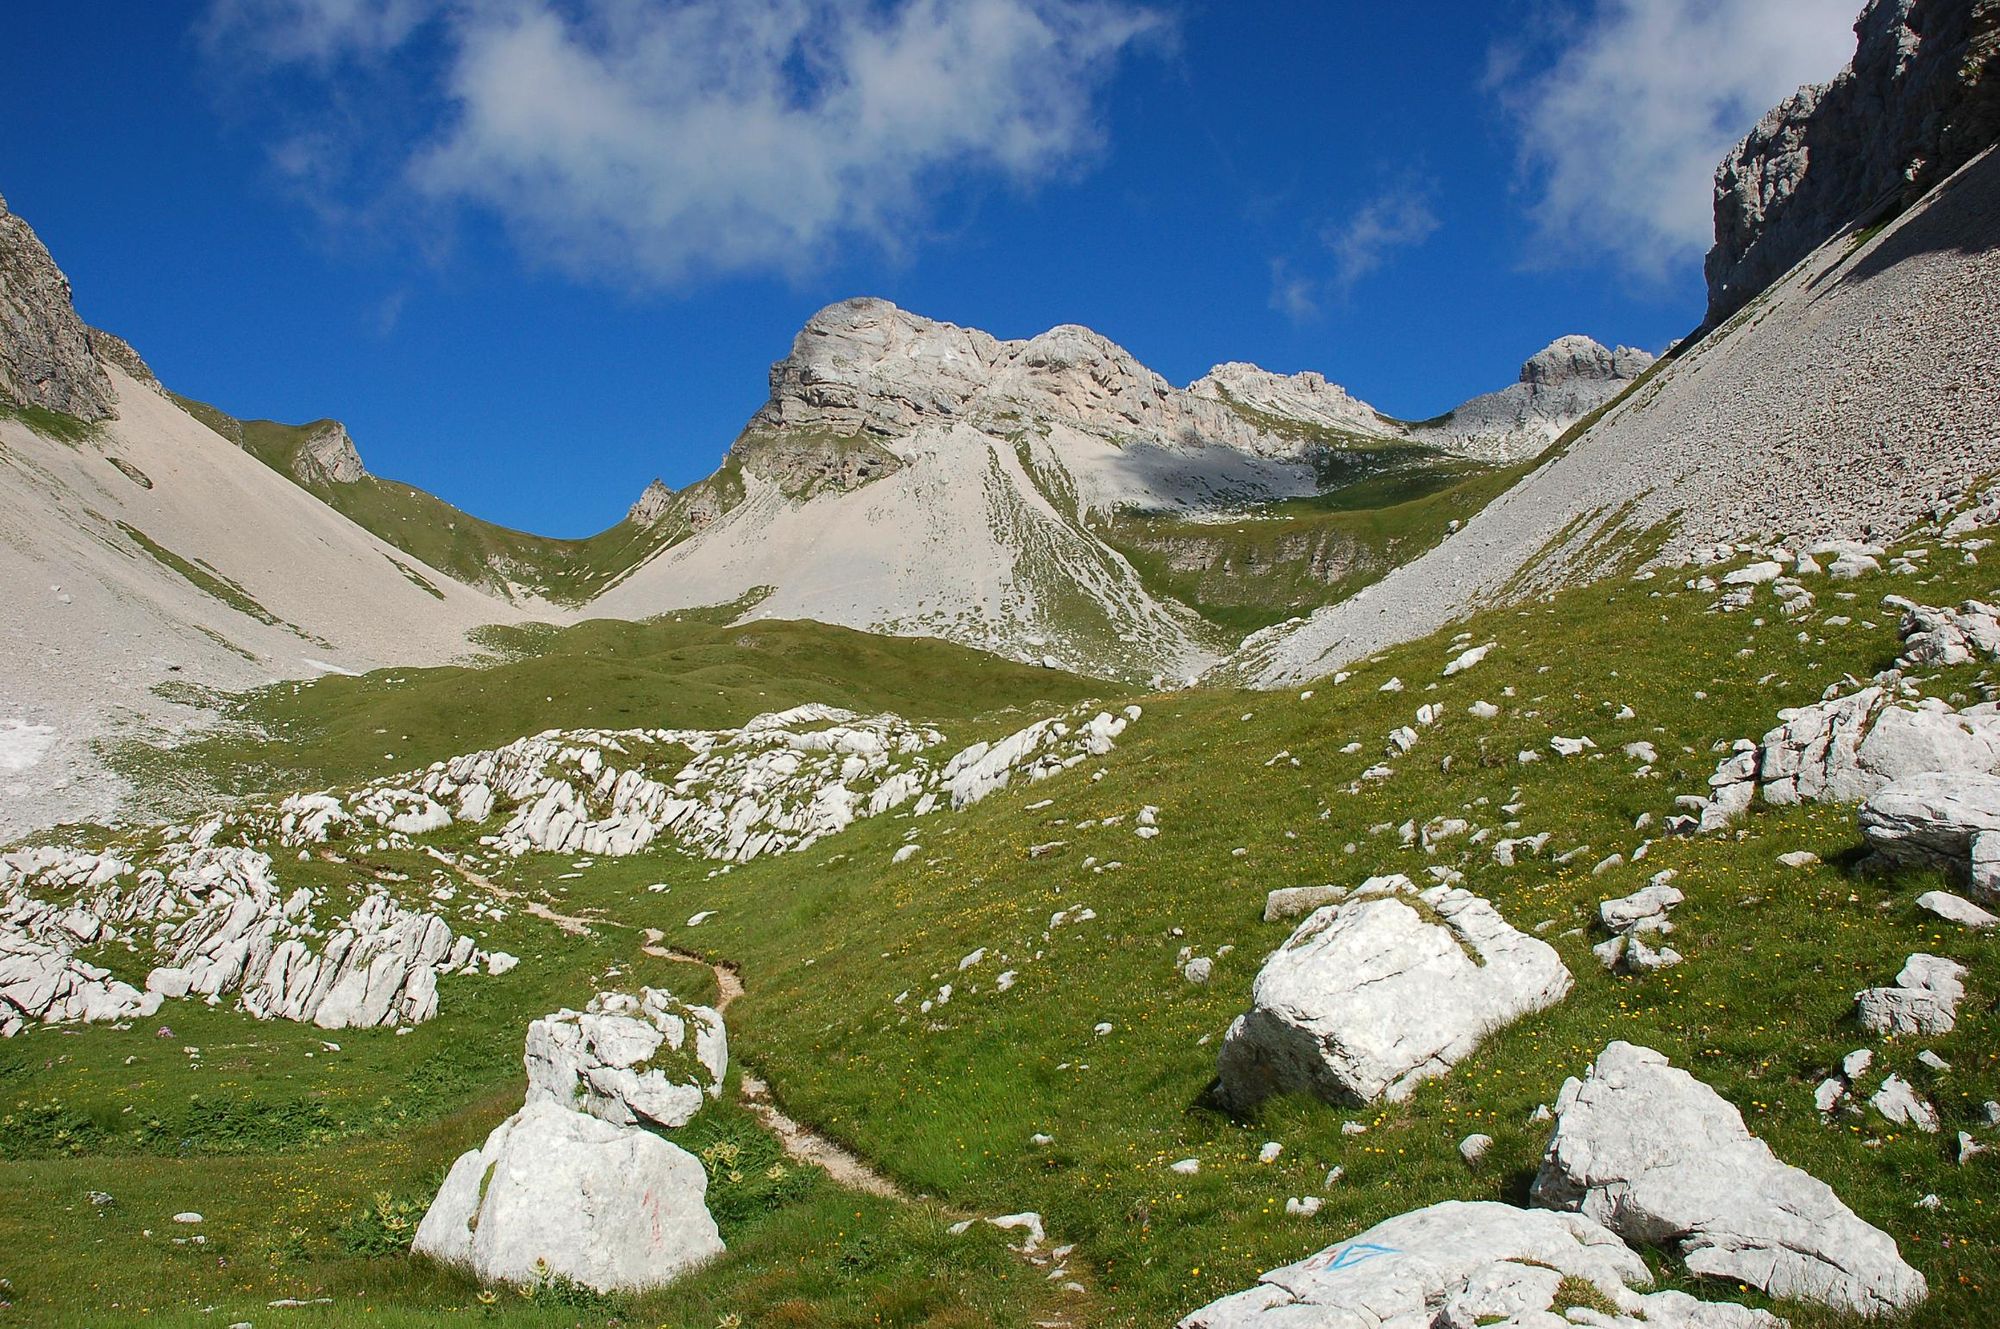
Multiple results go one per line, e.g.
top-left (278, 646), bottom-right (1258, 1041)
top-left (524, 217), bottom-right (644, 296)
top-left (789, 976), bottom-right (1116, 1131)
top-left (628, 477), bottom-right (675, 524)
top-left (1519, 335), bottom-right (1654, 388)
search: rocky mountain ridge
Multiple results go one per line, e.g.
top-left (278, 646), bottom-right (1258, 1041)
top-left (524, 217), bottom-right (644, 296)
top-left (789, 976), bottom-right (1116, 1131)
top-left (724, 295), bottom-right (1646, 486)
top-left (1706, 0), bottom-right (2000, 323)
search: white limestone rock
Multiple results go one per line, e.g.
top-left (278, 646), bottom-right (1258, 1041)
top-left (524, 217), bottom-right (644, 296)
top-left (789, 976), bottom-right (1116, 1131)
top-left (524, 988), bottom-right (726, 1129)
top-left (412, 1097), bottom-right (722, 1293)
top-left (1856, 954), bottom-right (1967, 1037)
top-left (1894, 598), bottom-right (2000, 668)
top-left (1916, 890), bottom-right (1999, 929)
top-left (1860, 772), bottom-right (2000, 886)
top-left (1177, 1199), bottom-right (1777, 1329)
top-left (1214, 876), bottom-right (1570, 1109)
top-left (1531, 1041), bottom-right (1926, 1316)
top-left (1870, 1073), bottom-right (1940, 1133)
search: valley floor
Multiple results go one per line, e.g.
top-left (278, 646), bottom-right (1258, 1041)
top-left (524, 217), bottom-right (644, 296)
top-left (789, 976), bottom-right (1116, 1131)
top-left (4, 531), bottom-right (1999, 1327)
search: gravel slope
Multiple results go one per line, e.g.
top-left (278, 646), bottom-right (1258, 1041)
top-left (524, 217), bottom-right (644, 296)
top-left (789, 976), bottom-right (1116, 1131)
top-left (1227, 146), bottom-right (2000, 689)
top-left (0, 369), bottom-right (532, 840)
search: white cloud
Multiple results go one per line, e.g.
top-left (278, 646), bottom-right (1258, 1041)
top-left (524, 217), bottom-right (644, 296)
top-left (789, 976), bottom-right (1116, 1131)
top-left (1494, 0), bottom-right (1860, 277)
top-left (203, 0), bottom-right (433, 63)
top-left (1269, 183), bottom-right (1440, 321)
top-left (204, 0), bottom-right (1163, 283)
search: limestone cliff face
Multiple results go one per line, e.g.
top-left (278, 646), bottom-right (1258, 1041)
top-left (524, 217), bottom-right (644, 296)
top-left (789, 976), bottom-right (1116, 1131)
top-left (628, 478), bottom-right (674, 524)
top-left (293, 421), bottom-right (366, 486)
top-left (740, 297), bottom-right (1644, 478)
top-left (1706, 0), bottom-right (2000, 324)
top-left (747, 296), bottom-right (1294, 458)
top-left (0, 192), bottom-right (117, 420)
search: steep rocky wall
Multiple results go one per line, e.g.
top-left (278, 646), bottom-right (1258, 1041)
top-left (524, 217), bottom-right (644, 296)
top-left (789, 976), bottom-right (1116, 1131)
top-left (0, 192), bottom-right (116, 421)
top-left (1707, 0), bottom-right (2000, 324)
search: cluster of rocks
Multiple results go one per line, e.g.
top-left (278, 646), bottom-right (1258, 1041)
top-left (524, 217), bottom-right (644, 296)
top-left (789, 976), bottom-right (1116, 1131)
top-left (249, 702), bottom-right (1137, 866)
top-left (1593, 875), bottom-right (1685, 974)
top-left (1187, 1041), bottom-right (1924, 1325)
top-left (0, 931), bottom-right (158, 1037)
top-left (415, 991), bottom-right (726, 1293)
top-left (523, 987), bottom-right (727, 1129)
top-left (1213, 875), bottom-right (1571, 1109)
top-left (1685, 595), bottom-right (2000, 833)
top-left (1815, 1046), bottom-right (1955, 1137)
top-left (0, 837), bottom-right (506, 1037)
top-left (3, 699), bottom-right (1131, 1039)
top-left (1856, 952), bottom-right (1968, 1036)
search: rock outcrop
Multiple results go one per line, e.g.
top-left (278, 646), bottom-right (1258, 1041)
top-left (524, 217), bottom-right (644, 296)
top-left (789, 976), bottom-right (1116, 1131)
top-left (1859, 769), bottom-right (2000, 887)
top-left (1707, 0), bottom-right (2000, 323)
top-left (1178, 1199), bottom-right (1779, 1329)
top-left (291, 421), bottom-right (366, 486)
top-left (412, 1097), bottom-right (723, 1293)
top-left (627, 477), bottom-right (674, 524)
top-left (0, 839), bottom-right (504, 1037)
top-left (0, 191), bottom-right (116, 421)
top-left (1532, 1041), bottom-right (1927, 1316)
top-left (1213, 875), bottom-right (1570, 1109)
top-left (524, 988), bottom-right (726, 1129)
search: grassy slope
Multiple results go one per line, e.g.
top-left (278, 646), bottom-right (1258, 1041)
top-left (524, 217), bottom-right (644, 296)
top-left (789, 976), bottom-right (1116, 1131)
top-left (8, 518), bottom-right (1999, 1324)
top-left (170, 395), bottom-right (684, 605)
top-left (110, 605), bottom-right (1115, 809)
top-left (1098, 457), bottom-right (1532, 635)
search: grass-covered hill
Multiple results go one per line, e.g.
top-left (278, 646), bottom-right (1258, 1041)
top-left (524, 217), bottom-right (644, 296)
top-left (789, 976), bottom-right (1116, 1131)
top-left (4, 516), bottom-right (1998, 1327)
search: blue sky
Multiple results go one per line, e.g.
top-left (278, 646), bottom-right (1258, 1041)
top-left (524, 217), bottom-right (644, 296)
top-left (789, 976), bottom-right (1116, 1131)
top-left (0, 1), bottom-right (1858, 537)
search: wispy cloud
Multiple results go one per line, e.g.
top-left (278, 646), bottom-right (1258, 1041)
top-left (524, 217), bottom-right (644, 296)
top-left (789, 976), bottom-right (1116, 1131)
top-left (1324, 187), bottom-right (1440, 291)
top-left (1269, 182), bottom-right (1440, 321)
top-left (203, 0), bottom-right (433, 64)
top-left (202, 0), bottom-right (1165, 285)
top-left (1490, 0), bottom-right (1858, 279)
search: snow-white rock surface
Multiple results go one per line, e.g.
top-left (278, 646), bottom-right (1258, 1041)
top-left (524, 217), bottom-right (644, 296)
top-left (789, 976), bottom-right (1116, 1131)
top-left (1532, 1041), bottom-right (1927, 1316)
top-left (413, 1097), bottom-right (722, 1293)
top-left (1214, 875), bottom-right (1571, 1108)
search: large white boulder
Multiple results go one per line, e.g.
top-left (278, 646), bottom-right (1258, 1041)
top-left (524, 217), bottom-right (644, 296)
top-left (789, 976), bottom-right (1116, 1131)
top-left (1531, 1042), bottom-right (1926, 1316)
top-left (1858, 771), bottom-right (2000, 880)
top-left (412, 1098), bottom-right (723, 1292)
top-left (1177, 1199), bottom-right (1779, 1328)
top-left (1214, 876), bottom-right (1570, 1108)
top-left (524, 988), bottom-right (727, 1129)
